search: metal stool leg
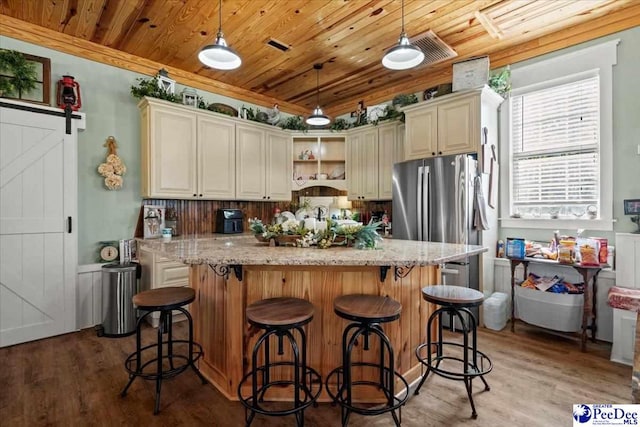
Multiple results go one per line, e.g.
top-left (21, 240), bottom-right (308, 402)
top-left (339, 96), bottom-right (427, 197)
top-left (414, 308), bottom-right (440, 395)
top-left (154, 310), bottom-right (165, 415)
top-left (177, 307), bottom-right (207, 384)
top-left (121, 313), bottom-right (149, 397)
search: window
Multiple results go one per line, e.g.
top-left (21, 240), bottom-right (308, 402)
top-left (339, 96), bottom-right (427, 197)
top-left (0, 52), bottom-right (51, 105)
top-left (500, 39), bottom-right (618, 231)
top-left (510, 75), bottom-right (600, 220)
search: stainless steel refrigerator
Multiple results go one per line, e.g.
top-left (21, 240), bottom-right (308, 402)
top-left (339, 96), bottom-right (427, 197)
top-left (392, 154), bottom-right (480, 327)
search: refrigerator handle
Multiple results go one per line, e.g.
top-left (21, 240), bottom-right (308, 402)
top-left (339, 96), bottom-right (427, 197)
top-left (455, 156), bottom-right (464, 244)
top-left (423, 165), bottom-right (430, 241)
top-left (417, 166), bottom-right (424, 241)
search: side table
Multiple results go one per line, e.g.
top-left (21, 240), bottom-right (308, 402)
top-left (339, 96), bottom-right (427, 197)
top-left (508, 257), bottom-right (604, 352)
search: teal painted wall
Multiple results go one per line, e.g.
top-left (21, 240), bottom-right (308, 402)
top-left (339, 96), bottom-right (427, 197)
top-left (0, 35), bottom-right (283, 264)
top-left (498, 26), bottom-right (640, 244)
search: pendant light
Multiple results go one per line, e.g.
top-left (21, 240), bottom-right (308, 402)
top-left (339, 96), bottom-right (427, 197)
top-left (381, 0), bottom-right (424, 70)
top-left (306, 64), bottom-right (331, 126)
top-left (198, 0), bottom-right (241, 70)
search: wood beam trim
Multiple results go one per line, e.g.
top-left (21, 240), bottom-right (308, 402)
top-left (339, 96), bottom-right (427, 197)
top-left (474, 10), bottom-right (504, 40)
top-left (0, 14), bottom-right (309, 116)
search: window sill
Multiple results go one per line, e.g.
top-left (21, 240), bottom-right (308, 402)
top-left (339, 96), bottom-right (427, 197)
top-left (500, 217), bottom-right (614, 231)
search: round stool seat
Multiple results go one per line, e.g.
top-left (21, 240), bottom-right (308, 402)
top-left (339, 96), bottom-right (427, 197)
top-left (421, 285), bottom-right (484, 308)
top-left (133, 286), bottom-right (195, 311)
top-left (246, 297), bottom-right (314, 328)
top-left (334, 294), bottom-right (401, 323)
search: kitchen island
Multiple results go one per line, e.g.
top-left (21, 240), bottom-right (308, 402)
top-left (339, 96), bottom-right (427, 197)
top-left (138, 235), bottom-right (487, 401)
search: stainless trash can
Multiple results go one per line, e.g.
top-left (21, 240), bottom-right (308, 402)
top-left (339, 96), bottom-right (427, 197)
top-left (98, 262), bottom-right (140, 337)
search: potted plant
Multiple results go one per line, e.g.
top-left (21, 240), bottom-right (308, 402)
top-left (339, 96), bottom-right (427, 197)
top-left (0, 49), bottom-right (38, 98)
top-left (488, 66), bottom-right (511, 97)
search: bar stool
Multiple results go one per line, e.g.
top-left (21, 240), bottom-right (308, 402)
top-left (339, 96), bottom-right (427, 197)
top-left (121, 287), bottom-right (207, 414)
top-left (414, 285), bottom-right (493, 419)
top-left (325, 294), bottom-right (409, 427)
top-left (237, 297), bottom-right (321, 427)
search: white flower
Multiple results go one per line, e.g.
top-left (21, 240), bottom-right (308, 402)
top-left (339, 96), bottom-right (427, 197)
top-left (281, 218), bottom-right (300, 233)
top-left (106, 154), bottom-right (122, 167)
top-left (104, 174), bottom-right (123, 190)
top-left (113, 163), bottom-right (127, 175)
top-left (98, 163), bottom-right (114, 177)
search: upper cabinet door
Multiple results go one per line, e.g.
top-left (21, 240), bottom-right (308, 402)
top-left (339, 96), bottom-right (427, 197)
top-left (404, 105), bottom-right (437, 160)
top-left (198, 115), bottom-right (235, 199)
top-left (148, 105), bottom-right (197, 198)
top-left (437, 95), bottom-right (479, 156)
top-left (346, 132), bottom-right (361, 201)
top-left (265, 131), bottom-right (292, 201)
top-left (360, 128), bottom-right (379, 200)
top-left (378, 124), bottom-right (396, 200)
top-left (236, 124), bottom-right (266, 200)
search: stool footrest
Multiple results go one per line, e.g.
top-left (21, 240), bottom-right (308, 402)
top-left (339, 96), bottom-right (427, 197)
top-left (415, 341), bottom-right (493, 381)
top-left (325, 362), bottom-right (409, 416)
top-left (124, 339), bottom-right (203, 381)
top-left (238, 362), bottom-right (322, 417)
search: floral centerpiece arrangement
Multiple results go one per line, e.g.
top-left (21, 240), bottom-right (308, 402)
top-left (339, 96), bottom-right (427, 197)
top-left (249, 218), bottom-right (382, 249)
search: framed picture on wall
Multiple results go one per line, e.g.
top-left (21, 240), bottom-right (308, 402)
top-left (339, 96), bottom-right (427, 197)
top-left (0, 52), bottom-right (51, 106)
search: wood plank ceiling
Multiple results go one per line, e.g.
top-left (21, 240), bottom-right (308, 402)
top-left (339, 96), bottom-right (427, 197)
top-left (1, 1), bottom-right (639, 116)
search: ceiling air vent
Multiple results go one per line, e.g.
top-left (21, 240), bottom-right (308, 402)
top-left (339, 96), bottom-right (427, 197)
top-left (409, 30), bottom-right (457, 67)
top-left (267, 38), bottom-right (290, 52)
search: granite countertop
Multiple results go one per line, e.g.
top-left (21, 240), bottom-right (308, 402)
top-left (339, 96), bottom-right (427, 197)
top-left (138, 235), bottom-right (487, 267)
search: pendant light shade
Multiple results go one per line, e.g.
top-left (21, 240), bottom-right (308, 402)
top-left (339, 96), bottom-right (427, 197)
top-left (382, 0), bottom-right (424, 70)
top-left (198, 0), bottom-right (241, 70)
top-left (306, 64), bottom-right (331, 126)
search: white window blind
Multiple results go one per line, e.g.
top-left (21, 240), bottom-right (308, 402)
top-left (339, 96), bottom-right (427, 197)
top-left (510, 75), bottom-right (600, 218)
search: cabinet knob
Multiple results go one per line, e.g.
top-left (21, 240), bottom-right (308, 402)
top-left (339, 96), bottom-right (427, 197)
top-left (193, 193), bottom-right (197, 197)
top-left (267, 196), bottom-right (271, 200)
top-left (199, 194), bottom-right (203, 197)
top-left (262, 196), bottom-right (266, 199)
top-left (438, 151), bottom-right (442, 155)
top-left (432, 152), bottom-right (436, 156)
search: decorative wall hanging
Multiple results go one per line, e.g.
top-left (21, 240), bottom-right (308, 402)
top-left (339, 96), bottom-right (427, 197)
top-left (97, 136), bottom-right (127, 190)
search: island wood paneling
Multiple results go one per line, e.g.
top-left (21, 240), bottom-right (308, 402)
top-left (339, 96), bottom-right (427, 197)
top-left (190, 263), bottom-right (439, 402)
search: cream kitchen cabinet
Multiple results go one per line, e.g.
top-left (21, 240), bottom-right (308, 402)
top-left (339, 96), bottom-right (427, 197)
top-left (347, 127), bottom-right (378, 201)
top-left (236, 123), bottom-right (292, 201)
top-left (347, 122), bottom-right (403, 201)
top-left (403, 86), bottom-right (502, 161)
top-left (138, 247), bottom-right (191, 327)
top-left (139, 97), bottom-right (235, 199)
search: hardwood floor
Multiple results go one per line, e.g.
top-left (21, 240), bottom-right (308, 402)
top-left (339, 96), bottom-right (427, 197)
top-left (0, 321), bottom-right (631, 427)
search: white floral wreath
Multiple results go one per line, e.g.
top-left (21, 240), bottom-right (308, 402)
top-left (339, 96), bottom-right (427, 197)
top-left (97, 136), bottom-right (126, 190)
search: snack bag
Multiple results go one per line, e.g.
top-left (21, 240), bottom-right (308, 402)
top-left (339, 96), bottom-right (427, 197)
top-left (580, 244), bottom-right (599, 266)
top-left (558, 240), bottom-right (576, 264)
top-left (589, 237), bottom-right (608, 264)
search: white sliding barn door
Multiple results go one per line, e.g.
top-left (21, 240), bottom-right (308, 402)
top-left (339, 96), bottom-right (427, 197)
top-left (0, 101), bottom-right (84, 347)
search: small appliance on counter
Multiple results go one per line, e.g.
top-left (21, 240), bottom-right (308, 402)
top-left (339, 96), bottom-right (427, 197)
top-left (216, 208), bottom-right (244, 234)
